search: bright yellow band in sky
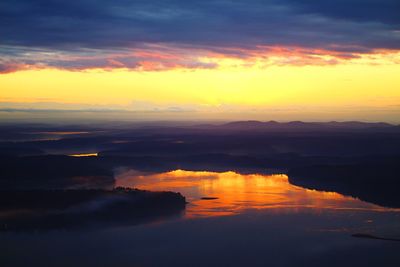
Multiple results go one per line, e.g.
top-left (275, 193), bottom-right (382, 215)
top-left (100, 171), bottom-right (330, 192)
top-left (1, 51), bottom-right (400, 122)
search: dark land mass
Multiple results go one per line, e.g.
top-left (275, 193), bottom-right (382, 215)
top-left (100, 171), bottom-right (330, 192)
top-left (217, 120), bottom-right (395, 132)
top-left (352, 233), bottom-right (400, 242)
top-left (0, 188), bottom-right (186, 231)
top-left (0, 155), bottom-right (114, 190)
top-left (0, 120), bottom-right (399, 221)
top-left (288, 162), bottom-right (400, 208)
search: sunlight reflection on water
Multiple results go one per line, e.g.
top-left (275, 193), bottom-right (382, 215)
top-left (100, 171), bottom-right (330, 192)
top-left (115, 169), bottom-right (395, 218)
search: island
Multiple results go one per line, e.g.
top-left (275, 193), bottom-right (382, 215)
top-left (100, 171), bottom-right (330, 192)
top-left (0, 187), bottom-right (186, 231)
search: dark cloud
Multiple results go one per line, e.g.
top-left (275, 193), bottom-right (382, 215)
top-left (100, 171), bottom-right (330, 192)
top-left (0, 0), bottom-right (399, 71)
top-left (286, 0), bottom-right (400, 25)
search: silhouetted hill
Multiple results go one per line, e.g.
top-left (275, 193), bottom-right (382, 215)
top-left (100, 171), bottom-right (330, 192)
top-left (0, 155), bottom-right (114, 189)
top-left (219, 120), bottom-right (395, 132)
top-left (323, 121), bottom-right (393, 129)
top-left (0, 188), bottom-right (186, 231)
top-left (288, 162), bottom-right (400, 208)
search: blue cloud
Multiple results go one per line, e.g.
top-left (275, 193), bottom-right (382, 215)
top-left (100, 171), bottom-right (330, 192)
top-left (1, 0), bottom-right (399, 71)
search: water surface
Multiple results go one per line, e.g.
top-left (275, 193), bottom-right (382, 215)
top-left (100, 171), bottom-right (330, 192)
top-left (116, 169), bottom-right (393, 218)
top-left (2, 169), bottom-right (400, 267)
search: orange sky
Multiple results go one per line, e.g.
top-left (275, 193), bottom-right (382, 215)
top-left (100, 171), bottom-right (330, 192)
top-left (1, 49), bottom-right (400, 123)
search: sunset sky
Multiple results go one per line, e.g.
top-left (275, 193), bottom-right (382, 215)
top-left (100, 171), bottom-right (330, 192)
top-left (1, 0), bottom-right (400, 122)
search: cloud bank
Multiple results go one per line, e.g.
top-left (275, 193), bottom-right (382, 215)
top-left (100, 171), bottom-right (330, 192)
top-left (1, 0), bottom-right (400, 72)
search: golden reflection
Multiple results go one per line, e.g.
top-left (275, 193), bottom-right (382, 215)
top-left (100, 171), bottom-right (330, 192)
top-left (69, 153), bottom-right (98, 157)
top-left (116, 169), bottom-right (391, 218)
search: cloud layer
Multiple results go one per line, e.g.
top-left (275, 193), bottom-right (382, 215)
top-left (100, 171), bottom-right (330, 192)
top-left (1, 0), bottom-right (400, 72)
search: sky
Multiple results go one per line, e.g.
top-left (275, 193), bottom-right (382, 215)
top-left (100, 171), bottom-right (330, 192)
top-left (1, 0), bottom-right (400, 122)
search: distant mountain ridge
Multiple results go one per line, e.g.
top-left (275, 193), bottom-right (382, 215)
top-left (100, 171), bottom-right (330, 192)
top-left (216, 120), bottom-right (396, 131)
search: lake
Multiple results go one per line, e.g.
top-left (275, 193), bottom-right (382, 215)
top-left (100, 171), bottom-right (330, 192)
top-left (1, 169), bottom-right (400, 266)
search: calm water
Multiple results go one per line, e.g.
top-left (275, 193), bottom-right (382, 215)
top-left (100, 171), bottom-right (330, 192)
top-left (116, 170), bottom-right (394, 218)
top-left (1, 169), bottom-right (400, 267)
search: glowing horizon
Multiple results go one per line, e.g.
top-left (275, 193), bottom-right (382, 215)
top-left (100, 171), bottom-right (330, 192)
top-left (1, 50), bottom-right (400, 122)
top-left (1, 1), bottom-right (400, 122)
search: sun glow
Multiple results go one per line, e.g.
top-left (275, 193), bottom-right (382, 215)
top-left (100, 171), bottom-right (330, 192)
top-left (1, 50), bottom-right (400, 122)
